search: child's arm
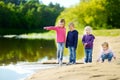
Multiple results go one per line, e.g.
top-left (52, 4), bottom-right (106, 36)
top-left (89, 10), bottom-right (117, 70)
top-left (111, 50), bottom-right (116, 60)
top-left (97, 55), bottom-right (101, 62)
top-left (65, 32), bottom-right (69, 48)
top-left (97, 54), bottom-right (101, 62)
top-left (74, 31), bottom-right (78, 49)
top-left (87, 35), bottom-right (95, 45)
top-left (44, 26), bottom-right (58, 31)
top-left (82, 35), bottom-right (85, 44)
top-left (97, 50), bottom-right (103, 62)
top-left (82, 35), bottom-right (88, 47)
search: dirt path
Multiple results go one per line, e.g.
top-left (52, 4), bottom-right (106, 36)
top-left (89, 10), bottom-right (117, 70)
top-left (26, 36), bottom-right (120, 80)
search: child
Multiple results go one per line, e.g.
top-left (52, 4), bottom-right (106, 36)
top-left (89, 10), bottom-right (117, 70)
top-left (44, 19), bottom-right (66, 66)
top-left (97, 42), bottom-right (116, 63)
top-left (82, 26), bottom-right (95, 63)
top-left (66, 22), bottom-right (78, 64)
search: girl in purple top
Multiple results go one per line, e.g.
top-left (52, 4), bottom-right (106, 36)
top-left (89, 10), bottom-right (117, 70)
top-left (44, 19), bottom-right (66, 66)
top-left (82, 26), bottom-right (95, 63)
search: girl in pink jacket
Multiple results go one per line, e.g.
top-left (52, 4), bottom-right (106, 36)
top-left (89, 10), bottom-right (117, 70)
top-left (44, 19), bottom-right (66, 66)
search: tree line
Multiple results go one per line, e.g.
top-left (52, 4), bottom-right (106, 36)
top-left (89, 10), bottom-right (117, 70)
top-left (0, 0), bottom-right (64, 34)
top-left (57, 0), bottom-right (120, 29)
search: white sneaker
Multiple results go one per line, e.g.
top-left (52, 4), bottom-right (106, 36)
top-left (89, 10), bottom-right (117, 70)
top-left (66, 62), bottom-right (73, 65)
top-left (59, 61), bottom-right (62, 66)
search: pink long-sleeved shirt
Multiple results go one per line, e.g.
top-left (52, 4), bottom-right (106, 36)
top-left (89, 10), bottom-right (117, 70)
top-left (45, 26), bottom-right (66, 43)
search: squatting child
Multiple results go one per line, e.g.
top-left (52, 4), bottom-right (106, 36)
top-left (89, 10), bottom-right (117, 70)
top-left (97, 42), bottom-right (116, 63)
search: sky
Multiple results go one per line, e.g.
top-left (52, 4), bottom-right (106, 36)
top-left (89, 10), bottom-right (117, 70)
top-left (40, 0), bottom-right (80, 7)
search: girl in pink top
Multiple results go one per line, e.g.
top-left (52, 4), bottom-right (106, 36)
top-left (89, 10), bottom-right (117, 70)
top-left (44, 19), bottom-right (66, 66)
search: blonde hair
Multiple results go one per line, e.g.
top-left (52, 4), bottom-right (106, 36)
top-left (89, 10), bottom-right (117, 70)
top-left (69, 22), bottom-right (74, 27)
top-left (84, 26), bottom-right (92, 34)
top-left (102, 42), bottom-right (109, 48)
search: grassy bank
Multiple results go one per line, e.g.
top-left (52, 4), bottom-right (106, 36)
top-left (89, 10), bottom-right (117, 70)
top-left (48, 29), bottom-right (120, 36)
top-left (0, 29), bottom-right (47, 35)
top-left (93, 29), bottom-right (120, 36)
top-left (0, 29), bottom-right (120, 39)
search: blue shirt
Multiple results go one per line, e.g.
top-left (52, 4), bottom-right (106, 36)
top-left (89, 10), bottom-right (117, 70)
top-left (66, 30), bottom-right (78, 49)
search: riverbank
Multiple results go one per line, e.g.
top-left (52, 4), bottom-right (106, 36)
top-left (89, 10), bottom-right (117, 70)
top-left (26, 36), bottom-right (120, 80)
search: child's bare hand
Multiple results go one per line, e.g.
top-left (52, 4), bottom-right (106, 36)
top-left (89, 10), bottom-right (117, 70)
top-left (44, 27), bottom-right (47, 29)
top-left (84, 43), bottom-right (87, 46)
top-left (97, 59), bottom-right (100, 62)
top-left (114, 56), bottom-right (116, 60)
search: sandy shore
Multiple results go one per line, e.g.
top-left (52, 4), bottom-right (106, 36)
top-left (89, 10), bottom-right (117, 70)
top-left (26, 36), bottom-right (120, 80)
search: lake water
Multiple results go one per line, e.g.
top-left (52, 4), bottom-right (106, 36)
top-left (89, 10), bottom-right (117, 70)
top-left (0, 37), bottom-right (58, 80)
top-left (0, 36), bottom-right (84, 80)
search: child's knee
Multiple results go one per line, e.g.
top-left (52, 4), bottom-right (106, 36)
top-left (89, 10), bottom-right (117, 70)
top-left (108, 53), bottom-right (113, 58)
top-left (101, 54), bottom-right (106, 59)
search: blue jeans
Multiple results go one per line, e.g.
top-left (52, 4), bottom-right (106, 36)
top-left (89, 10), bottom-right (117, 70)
top-left (57, 42), bottom-right (64, 63)
top-left (84, 48), bottom-right (93, 63)
top-left (68, 47), bottom-right (76, 64)
top-left (101, 53), bottom-right (113, 62)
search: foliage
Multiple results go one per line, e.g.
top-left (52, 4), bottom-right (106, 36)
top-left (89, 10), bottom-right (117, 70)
top-left (57, 0), bottom-right (120, 30)
top-left (0, 0), bottom-right (64, 34)
top-left (105, 0), bottom-right (120, 28)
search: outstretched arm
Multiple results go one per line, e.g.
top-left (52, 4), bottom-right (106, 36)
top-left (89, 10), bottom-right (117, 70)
top-left (44, 26), bottom-right (58, 31)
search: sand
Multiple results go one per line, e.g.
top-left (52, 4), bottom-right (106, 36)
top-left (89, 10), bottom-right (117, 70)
top-left (26, 36), bottom-right (120, 80)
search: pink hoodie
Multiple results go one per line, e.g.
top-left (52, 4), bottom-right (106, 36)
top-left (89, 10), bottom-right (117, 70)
top-left (46, 26), bottom-right (66, 43)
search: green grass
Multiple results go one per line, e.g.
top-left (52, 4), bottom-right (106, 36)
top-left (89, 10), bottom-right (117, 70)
top-left (47, 29), bottom-right (120, 37)
top-left (0, 28), bottom-right (46, 35)
top-left (1, 29), bottom-right (120, 38)
top-left (93, 29), bottom-right (120, 36)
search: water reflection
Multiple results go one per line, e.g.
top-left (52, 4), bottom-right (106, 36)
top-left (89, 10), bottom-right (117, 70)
top-left (0, 37), bottom-right (84, 80)
top-left (0, 37), bottom-right (84, 65)
top-left (0, 38), bottom-right (56, 65)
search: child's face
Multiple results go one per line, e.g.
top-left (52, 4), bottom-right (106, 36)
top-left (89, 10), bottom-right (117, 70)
top-left (69, 25), bottom-right (74, 31)
top-left (85, 29), bottom-right (90, 34)
top-left (59, 22), bottom-right (65, 28)
top-left (102, 45), bottom-right (108, 51)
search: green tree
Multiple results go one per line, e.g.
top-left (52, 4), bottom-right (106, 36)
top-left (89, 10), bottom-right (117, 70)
top-left (57, 0), bottom-right (120, 29)
top-left (57, 0), bottom-right (107, 29)
top-left (4, 0), bottom-right (27, 5)
top-left (0, 1), bottom-right (64, 34)
top-left (105, 0), bottom-right (120, 28)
